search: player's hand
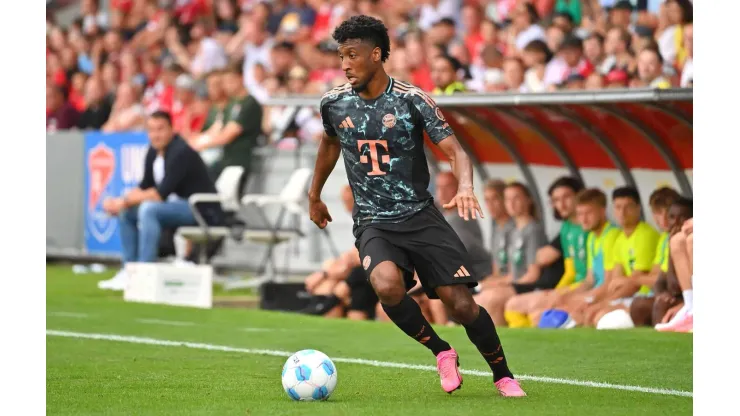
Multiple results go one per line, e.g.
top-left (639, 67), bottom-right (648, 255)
top-left (661, 303), bottom-right (683, 324)
top-left (443, 186), bottom-right (484, 221)
top-left (309, 199), bottom-right (333, 229)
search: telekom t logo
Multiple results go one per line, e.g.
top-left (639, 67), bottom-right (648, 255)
top-left (357, 140), bottom-right (389, 176)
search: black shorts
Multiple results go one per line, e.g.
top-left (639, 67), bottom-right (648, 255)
top-left (355, 205), bottom-right (478, 300)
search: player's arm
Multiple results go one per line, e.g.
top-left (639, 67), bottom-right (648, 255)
top-left (411, 91), bottom-right (482, 220)
top-left (308, 99), bottom-right (342, 228)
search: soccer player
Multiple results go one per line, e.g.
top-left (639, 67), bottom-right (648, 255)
top-left (308, 16), bottom-right (525, 397)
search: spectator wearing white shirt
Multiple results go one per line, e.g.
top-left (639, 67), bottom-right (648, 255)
top-left (680, 22), bottom-right (692, 87)
top-left (522, 39), bottom-right (552, 93)
top-left (657, 0), bottom-right (692, 68)
top-left (418, 0), bottom-right (462, 32)
top-left (511, 2), bottom-right (546, 53)
top-left (544, 35), bottom-right (595, 90)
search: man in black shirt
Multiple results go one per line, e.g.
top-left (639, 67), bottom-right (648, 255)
top-left (99, 111), bottom-right (217, 290)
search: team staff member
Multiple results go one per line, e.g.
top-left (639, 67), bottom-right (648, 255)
top-left (98, 111), bottom-right (219, 291)
top-left (194, 63), bottom-right (263, 183)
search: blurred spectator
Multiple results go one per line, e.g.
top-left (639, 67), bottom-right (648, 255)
top-left (511, 2), bottom-right (546, 52)
top-left (502, 57), bottom-right (526, 92)
top-left (102, 83), bottom-right (147, 132)
top-left (585, 73), bottom-right (604, 90)
top-left (143, 59), bottom-right (180, 114)
top-left (431, 55), bottom-right (467, 95)
top-left (604, 68), bottom-right (629, 88)
top-left (81, 0), bottom-right (107, 36)
top-left (483, 179), bottom-right (514, 282)
top-left (552, 11), bottom-right (576, 34)
top-left (600, 26), bottom-right (636, 75)
top-left (658, 0), bottom-right (692, 68)
top-left (544, 35), bottom-right (594, 90)
top-left (476, 182), bottom-right (547, 326)
top-left (554, 2), bottom-right (580, 26)
top-left (77, 77), bottom-right (112, 130)
top-left (545, 23), bottom-right (566, 56)
top-left (469, 44), bottom-right (504, 92)
top-left (172, 74), bottom-right (207, 139)
top-left (584, 33), bottom-right (605, 70)
top-left (275, 0), bottom-right (317, 43)
top-left (561, 73), bottom-right (585, 90)
top-left (521, 40), bottom-right (551, 92)
top-left (635, 46), bottom-right (671, 89)
top-left (608, 0), bottom-right (634, 32)
top-left (680, 22), bottom-right (692, 87)
top-left (418, 0), bottom-right (461, 32)
top-left (194, 64), bottom-right (262, 181)
top-left (68, 72), bottom-right (88, 112)
top-left (47, 84), bottom-right (80, 131)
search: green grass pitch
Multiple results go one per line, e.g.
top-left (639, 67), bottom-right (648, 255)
top-left (46, 265), bottom-right (692, 415)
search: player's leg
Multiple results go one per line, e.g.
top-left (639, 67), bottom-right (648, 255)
top-left (344, 266), bottom-right (378, 321)
top-left (435, 285), bottom-right (525, 396)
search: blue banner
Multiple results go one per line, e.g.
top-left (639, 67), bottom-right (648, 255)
top-left (84, 132), bottom-right (150, 255)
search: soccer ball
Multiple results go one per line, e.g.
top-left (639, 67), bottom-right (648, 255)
top-left (281, 349), bottom-right (338, 401)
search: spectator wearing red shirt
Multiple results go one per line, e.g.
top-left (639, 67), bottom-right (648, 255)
top-left (171, 74), bottom-right (206, 140)
top-left (143, 60), bottom-right (179, 114)
top-left (544, 35), bottom-right (594, 89)
top-left (173, 0), bottom-right (211, 27)
top-left (47, 85), bottom-right (80, 132)
top-left (68, 72), bottom-right (89, 112)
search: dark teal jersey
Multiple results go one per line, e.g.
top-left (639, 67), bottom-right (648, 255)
top-left (319, 78), bottom-right (454, 235)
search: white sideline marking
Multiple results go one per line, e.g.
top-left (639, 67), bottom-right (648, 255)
top-left (48, 312), bottom-right (89, 318)
top-left (241, 328), bottom-right (275, 332)
top-left (135, 319), bottom-right (195, 327)
top-left (46, 329), bottom-right (692, 398)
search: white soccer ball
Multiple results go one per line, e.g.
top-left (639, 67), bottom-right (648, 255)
top-left (281, 349), bottom-right (338, 401)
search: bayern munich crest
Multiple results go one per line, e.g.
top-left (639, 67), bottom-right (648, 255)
top-left (382, 113), bottom-right (396, 129)
top-left (363, 256), bottom-right (372, 270)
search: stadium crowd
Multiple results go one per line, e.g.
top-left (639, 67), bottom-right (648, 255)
top-left (48, 0), bottom-right (694, 143)
top-left (301, 174), bottom-right (694, 333)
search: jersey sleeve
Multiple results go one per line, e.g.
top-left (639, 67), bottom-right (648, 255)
top-left (409, 91), bottom-right (454, 144)
top-left (319, 96), bottom-right (338, 138)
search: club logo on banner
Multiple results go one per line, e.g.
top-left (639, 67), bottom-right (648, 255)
top-left (84, 132), bottom-right (150, 255)
top-left (87, 143), bottom-right (116, 244)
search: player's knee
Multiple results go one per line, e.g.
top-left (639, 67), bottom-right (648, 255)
top-left (446, 294), bottom-right (478, 324)
top-left (369, 264), bottom-right (405, 304)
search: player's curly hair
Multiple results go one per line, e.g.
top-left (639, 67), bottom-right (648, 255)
top-left (332, 15), bottom-right (391, 62)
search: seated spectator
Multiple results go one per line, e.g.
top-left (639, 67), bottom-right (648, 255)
top-left (502, 57), bottom-right (526, 92)
top-left (604, 68), bottom-right (630, 89)
top-left (77, 76), bottom-right (112, 130)
top-left (583, 33), bottom-right (605, 70)
top-left (171, 74), bottom-right (206, 140)
top-left (600, 26), bottom-right (636, 75)
top-left (521, 40), bottom-right (552, 93)
top-left (635, 46), bottom-right (671, 89)
top-left (630, 197), bottom-right (693, 327)
top-left (197, 70), bottom-right (229, 166)
top-left (544, 35), bottom-right (594, 90)
top-left (431, 55), bottom-right (467, 95)
top-left (102, 83), bottom-right (146, 132)
top-left (302, 185), bottom-right (367, 318)
top-left (98, 112), bottom-right (219, 290)
top-left (510, 2), bottom-right (546, 53)
top-left (657, 0), bottom-right (692, 68)
top-left (47, 84), bottom-right (80, 131)
top-left (579, 186), bottom-right (661, 327)
top-left (194, 64), bottom-right (263, 182)
top-left (680, 22), bottom-right (693, 87)
top-left (504, 177), bottom-right (586, 328)
top-left (485, 179), bottom-right (515, 282)
top-left (656, 215), bottom-right (693, 332)
top-left (550, 188), bottom-right (621, 326)
top-left (475, 182), bottom-right (547, 326)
